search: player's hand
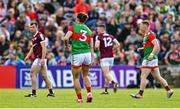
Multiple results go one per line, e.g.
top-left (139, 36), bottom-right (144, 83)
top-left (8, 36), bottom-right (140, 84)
top-left (148, 53), bottom-right (154, 61)
top-left (91, 53), bottom-right (95, 64)
top-left (24, 56), bottom-right (29, 62)
top-left (137, 47), bottom-right (144, 52)
top-left (40, 59), bottom-right (45, 65)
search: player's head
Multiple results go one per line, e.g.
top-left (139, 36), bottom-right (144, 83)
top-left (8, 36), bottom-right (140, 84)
top-left (29, 21), bottom-right (38, 33)
top-left (76, 12), bottom-right (89, 24)
top-left (139, 20), bottom-right (150, 35)
top-left (97, 24), bottom-right (106, 34)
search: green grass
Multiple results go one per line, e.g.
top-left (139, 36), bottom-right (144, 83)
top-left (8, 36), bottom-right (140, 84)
top-left (0, 88), bottom-right (179, 108)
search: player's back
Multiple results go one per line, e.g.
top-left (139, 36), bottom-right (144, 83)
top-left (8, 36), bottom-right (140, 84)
top-left (98, 33), bottom-right (114, 59)
top-left (70, 23), bottom-right (93, 55)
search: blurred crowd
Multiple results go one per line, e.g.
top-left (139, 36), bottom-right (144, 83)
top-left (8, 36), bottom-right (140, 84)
top-left (0, 0), bottom-right (179, 66)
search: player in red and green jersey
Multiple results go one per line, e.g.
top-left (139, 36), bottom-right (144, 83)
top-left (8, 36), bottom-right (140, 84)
top-left (64, 13), bottom-right (94, 103)
top-left (131, 20), bottom-right (173, 99)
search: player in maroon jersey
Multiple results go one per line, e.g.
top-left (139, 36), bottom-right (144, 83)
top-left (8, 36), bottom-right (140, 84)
top-left (24, 21), bottom-right (55, 97)
top-left (95, 24), bottom-right (120, 94)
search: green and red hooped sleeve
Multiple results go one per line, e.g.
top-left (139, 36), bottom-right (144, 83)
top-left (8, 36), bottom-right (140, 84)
top-left (148, 33), bottom-right (156, 42)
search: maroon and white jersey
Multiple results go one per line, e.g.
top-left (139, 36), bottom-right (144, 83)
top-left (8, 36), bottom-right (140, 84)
top-left (96, 33), bottom-right (115, 59)
top-left (32, 31), bottom-right (46, 58)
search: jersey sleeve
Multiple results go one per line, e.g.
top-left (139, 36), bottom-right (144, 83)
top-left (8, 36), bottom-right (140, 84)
top-left (39, 33), bottom-right (45, 43)
top-left (148, 33), bottom-right (156, 42)
top-left (68, 26), bottom-right (74, 32)
top-left (95, 35), bottom-right (100, 43)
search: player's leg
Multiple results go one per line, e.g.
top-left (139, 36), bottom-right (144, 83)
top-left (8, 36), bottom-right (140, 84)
top-left (72, 66), bottom-right (82, 102)
top-left (71, 54), bottom-right (83, 103)
top-left (40, 64), bottom-right (54, 97)
top-left (25, 64), bottom-right (41, 97)
top-left (82, 52), bottom-right (93, 102)
top-left (131, 68), bottom-right (151, 98)
top-left (151, 67), bottom-right (174, 98)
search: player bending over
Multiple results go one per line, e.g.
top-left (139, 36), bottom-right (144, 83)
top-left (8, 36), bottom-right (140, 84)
top-left (25, 21), bottom-right (54, 97)
top-left (130, 20), bottom-right (173, 99)
top-left (95, 24), bottom-right (120, 94)
top-left (64, 13), bottom-right (94, 103)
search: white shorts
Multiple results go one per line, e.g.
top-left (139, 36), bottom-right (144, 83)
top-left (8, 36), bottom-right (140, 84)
top-left (32, 58), bottom-right (47, 66)
top-left (71, 52), bottom-right (92, 67)
top-left (141, 59), bottom-right (158, 68)
top-left (100, 57), bottom-right (114, 67)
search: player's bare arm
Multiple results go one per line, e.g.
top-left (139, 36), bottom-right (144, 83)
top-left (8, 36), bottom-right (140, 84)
top-left (113, 39), bottom-right (120, 49)
top-left (64, 31), bottom-right (73, 49)
top-left (137, 47), bottom-right (144, 52)
top-left (24, 44), bottom-right (34, 62)
top-left (40, 41), bottom-right (46, 65)
top-left (148, 39), bottom-right (160, 61)
top-left (95, 39), bottom-right (100, 50)
top-left (90, 38), bottom-right (94, 64)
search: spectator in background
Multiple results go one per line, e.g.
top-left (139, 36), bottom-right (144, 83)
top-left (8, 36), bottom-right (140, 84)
top-left (165, 43), bottom-right (180, 65)
top-left (125, 44), bottom-right (140, 65)
top-left (74, 0), bottom-right (89, 15)
top-left (4, 52), bottom-right (25, 66)
top-left (55, 7), bottom-right (65, 26)
top-left (125, 29), bottom-right (141, 46)
top-left (0, 34), bottom-right (9, 56)
top-left (0, 0), bottom-right (6, 21)
top-left (63, 0), bottom-right (75, 14)
top-left (47, 53), bottom-right (57, 66)
top-left (156, 0), bottom-right (169, 14)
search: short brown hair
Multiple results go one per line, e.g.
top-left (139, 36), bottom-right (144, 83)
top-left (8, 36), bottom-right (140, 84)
top-left (141, 20), bottom-right (150, 27)
top-left (77, 12), bottom-right (89, 23)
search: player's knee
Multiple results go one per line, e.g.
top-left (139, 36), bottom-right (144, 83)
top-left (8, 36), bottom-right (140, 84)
top-left (30, 72), bottom-right (35, 78)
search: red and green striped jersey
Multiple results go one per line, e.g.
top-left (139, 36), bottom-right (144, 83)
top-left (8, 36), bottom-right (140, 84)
top-left (143, 31), bottom-right (158, 60)
top-left (68, 23), bottom-right (93, 54)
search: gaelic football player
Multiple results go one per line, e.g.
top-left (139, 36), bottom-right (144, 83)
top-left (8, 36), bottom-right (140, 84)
top-left (64, 13), bottom-right (94, 103)
top-left (95, 24), bottom-right (120, 94)
top-left (130, 20), bottom-right (173, 98)
top-left (25, 21), bottom-right (54, 97)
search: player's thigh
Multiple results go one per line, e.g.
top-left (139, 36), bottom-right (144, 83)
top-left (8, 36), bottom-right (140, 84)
top-left (83, 52), bottom-right (92, 65)
top-left (100, 58), bottom-right (113, 75)
top-left (71, 54), bottom-right (84, 67)
top-left (151, 67), bottom-right (161, 79)
top-left (40, 64), bottom-right (48, 77)
top-left (141, 68), bottom-right (151, 78)
top-left (82, 65), bottom-right (90, 77)
top-left (30, 65), bottom-right (41, 75)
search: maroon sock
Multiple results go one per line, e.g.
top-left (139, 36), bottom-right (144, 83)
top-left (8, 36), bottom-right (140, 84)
top-left (86, 86), bottom-right (91, 93)
top-left (138, 90), bottom-right (144, 96)
top-left (49, 89), bottom-right (53, 94)
top-left (165, 86), bottom-right (171, 91)
top-left (77, 93), bottom-right (82, 99)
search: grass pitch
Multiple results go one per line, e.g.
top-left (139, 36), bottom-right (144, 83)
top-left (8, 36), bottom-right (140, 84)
top-left (0, 88), bottom-right (179, 108)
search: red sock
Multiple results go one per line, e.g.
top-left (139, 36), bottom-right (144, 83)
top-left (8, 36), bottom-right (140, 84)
top-left (86, 86), bottom-right (91, 93)
top-left (77, 93), bottom-right (82, 99)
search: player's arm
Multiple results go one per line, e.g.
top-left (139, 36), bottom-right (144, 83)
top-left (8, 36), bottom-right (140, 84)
top-left (113, 39), bottom-right (120, 49)
top-left (24, 44), bottom-right (34, 62)
top-left (95, 36), bottom-right (100, 50)
top-left (40, 41), bottom-right (46, 60)
top-left (148, 39), bottom-right (160, 60)
top-left (64, 31), bottom-right (72, 48)
top-left (90, 38), bottom-right (95, 63)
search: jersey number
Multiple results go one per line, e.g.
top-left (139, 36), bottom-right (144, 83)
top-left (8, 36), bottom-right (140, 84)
top-left (80, 30), bottom-right (87, 41)
top-left (103, 37), bottom-right (113, 47)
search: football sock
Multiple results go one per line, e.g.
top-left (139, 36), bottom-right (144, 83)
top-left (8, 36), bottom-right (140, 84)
top-left (86, 86), bottom-right (91, 93)
top-left (49, 89), bottom-right (54, 94)
top-left (139, 90), bottom-right (144, 96)
top-left (111, 80), bottom-right (115, 84)
top-left (77, 92), bottom-right (82, 99)
top-left (105, 87), bottom-right (108, 92)
top-left (32, 89), bottom-right (36, 95)
top-left (165, 86), bottom-right (171, 91)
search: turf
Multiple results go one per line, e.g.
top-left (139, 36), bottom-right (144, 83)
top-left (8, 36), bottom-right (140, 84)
top-left (0, 88), bottom-right (179, 108)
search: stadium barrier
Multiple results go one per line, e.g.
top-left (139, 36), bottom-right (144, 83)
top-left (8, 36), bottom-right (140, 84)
top-left (0, 65), bottom-right (179, 88)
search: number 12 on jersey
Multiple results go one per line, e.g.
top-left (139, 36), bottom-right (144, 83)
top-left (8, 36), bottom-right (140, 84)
top-left (103, 37), bottom-right (113, 47)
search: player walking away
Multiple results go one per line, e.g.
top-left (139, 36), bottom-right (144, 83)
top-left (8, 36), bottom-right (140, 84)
top-left (64, 13), bottom-right (94, 103)
top-left (24, 21), bottom-right (55, 97)
top-left (95, 24), bottom-right (120, 94)
top-left (130, 20), bottom-right (173, 99)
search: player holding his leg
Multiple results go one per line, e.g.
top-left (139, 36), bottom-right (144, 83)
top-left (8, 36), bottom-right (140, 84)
top-left (95, 24), bottom-right (120, 94)
top-left (25, 22), bottom-right (54, 97)
top-left (64, 13), bottom-right (94, 103)
top-left (130, 20), bottom-right (173, 99)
